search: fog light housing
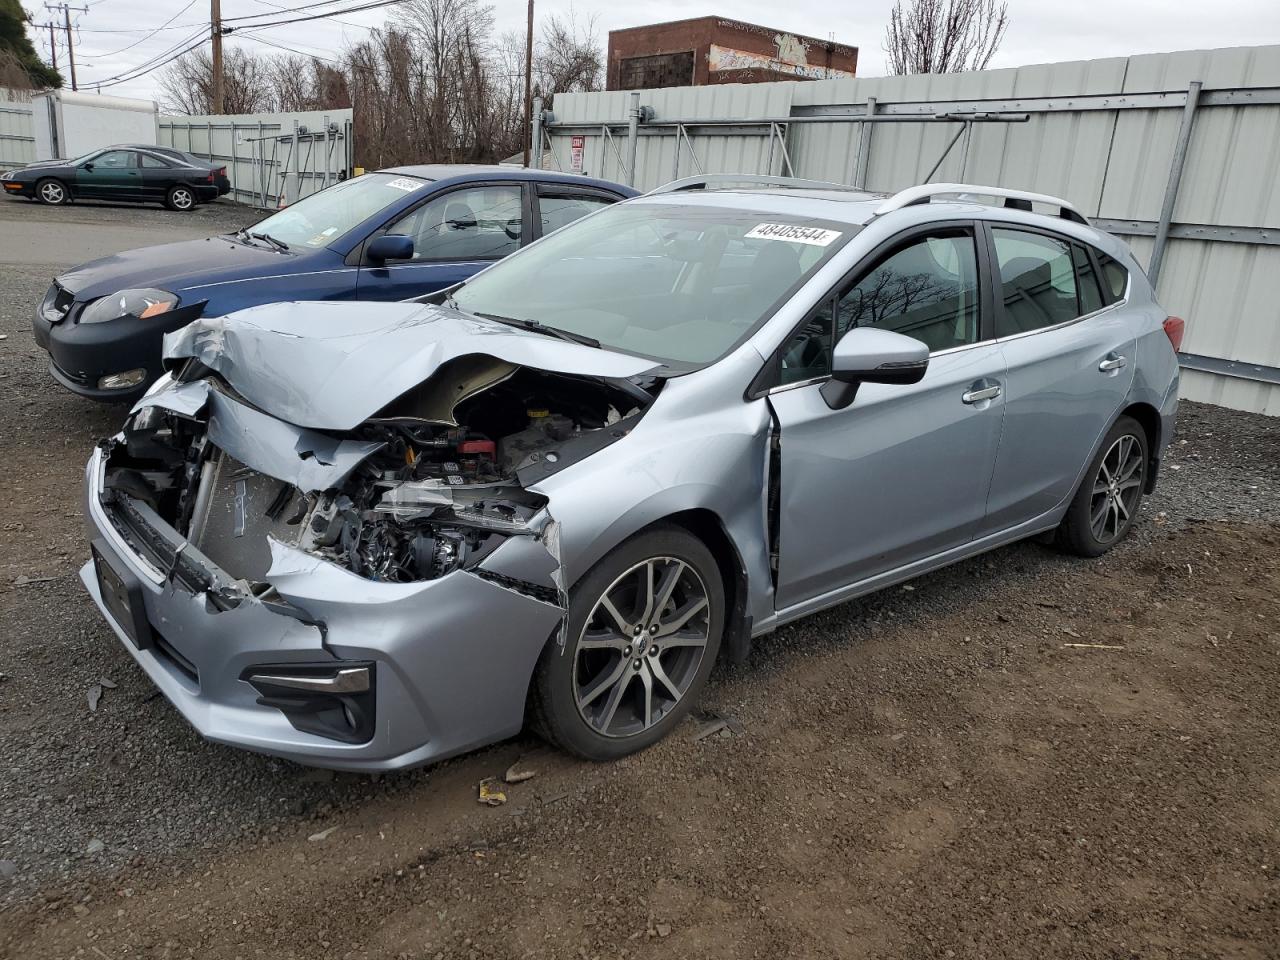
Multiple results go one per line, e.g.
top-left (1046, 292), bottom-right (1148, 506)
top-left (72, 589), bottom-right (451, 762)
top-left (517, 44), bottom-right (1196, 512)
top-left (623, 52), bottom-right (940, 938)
top-left (98, 368), bottom-right (147, 390)
top-left (241, 661), bottom-right (376, 744)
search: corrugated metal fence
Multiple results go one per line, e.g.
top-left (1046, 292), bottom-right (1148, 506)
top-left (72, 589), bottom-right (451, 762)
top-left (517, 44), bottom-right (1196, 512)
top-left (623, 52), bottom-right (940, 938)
top-left (544, 44), bottom-right (1280, 415)
top-left (158, 109), bottom-right (354, 208)
top-left (0, 88), bottom-right (35, 170)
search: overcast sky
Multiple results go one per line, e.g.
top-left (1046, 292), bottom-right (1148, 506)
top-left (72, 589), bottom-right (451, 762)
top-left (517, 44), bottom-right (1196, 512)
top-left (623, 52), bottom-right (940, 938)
top-left (28, 0), bottom-right (1280, 103)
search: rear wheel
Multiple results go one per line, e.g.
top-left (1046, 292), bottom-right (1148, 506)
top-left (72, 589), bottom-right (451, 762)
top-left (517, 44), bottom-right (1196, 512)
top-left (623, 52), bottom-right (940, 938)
top-left (1057, 415), bottom-right (1148, 557)
top-left (165, 185), bottom-right (196, 211)
top-left (36, 178), bottom-right (68, 205)
top-left (532, 527), bottom-right (724, 760)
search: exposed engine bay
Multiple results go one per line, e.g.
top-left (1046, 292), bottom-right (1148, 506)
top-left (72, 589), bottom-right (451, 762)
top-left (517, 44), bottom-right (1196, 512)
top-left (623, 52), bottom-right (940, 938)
top-left (101, 360), bottom-right (655, 589)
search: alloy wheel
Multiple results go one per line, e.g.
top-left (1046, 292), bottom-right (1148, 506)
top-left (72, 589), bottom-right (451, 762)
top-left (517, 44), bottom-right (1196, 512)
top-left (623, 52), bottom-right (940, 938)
top-left (39, 181), bottom-right (65, 204)
top-left (172, 188), bottom-right (194, 210)
top-left (1089, 434), bottom-right (1144, 544)
top-left (573, 556), bottom-right (711, 739)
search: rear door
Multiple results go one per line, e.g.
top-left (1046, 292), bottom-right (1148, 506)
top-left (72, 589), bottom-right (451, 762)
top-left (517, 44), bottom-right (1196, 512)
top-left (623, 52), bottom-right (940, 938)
top-left (354, 182), bottom-right (527, 301)
top-left (75, 150), bottom-right (142, 201)
top-left (979, 223), bottom-right (1136, 534)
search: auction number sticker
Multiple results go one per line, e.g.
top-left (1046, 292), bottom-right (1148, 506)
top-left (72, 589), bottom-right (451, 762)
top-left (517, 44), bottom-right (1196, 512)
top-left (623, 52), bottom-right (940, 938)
top-left (385, 177), bottom-right (424, 192)
top-left (746, 223), bottom-right (842, 246)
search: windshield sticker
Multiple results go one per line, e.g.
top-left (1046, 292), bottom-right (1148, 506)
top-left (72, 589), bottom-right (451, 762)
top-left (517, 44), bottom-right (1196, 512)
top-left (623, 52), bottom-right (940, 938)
top-left (746, 223), bottom-right (842, 246)
top-left (385, 177), bottom-right (424, 192)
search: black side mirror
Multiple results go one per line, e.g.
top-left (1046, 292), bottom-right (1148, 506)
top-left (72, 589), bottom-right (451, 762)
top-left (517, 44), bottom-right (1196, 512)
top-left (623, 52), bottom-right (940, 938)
top-left (83, 162), bottom-right (94, 172)
top-left (367, 234), bottom-right (415, 262)
top-left (820, 326), bottom-right (930, 410)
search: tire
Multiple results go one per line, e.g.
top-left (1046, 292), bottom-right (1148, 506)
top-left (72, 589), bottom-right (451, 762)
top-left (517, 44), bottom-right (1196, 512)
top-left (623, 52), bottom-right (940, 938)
top-left (165, 185), bottom-right (196, 211)
top-left (1057, 415), bottom-right (1149, 557)
top-left (36, 178), bottom-right (68, 205)
top-left (531, 526), bottom-right (725, 760)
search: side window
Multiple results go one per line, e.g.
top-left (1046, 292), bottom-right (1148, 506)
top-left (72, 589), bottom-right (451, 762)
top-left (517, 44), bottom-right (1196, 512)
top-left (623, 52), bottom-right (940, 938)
top-left (1096, 252), bottom-right (1129, 302)
top-left (992, 228), bottom-right (1079, 336)
top-left (1072, 244), bottom-right (1104, 315)
top-left (88, 150), bottom-right (135, 170)
top-left (138, 153), bottom-right (172, 169)
top-left (778, 229), bottom-right (980, 385)
top-left (385, 185), bottom-right (524, 261)
top-left (538, 192), bottom-right (614, 235)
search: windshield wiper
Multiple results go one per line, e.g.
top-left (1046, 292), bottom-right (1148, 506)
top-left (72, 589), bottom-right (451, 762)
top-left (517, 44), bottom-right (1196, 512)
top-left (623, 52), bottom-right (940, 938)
top-left (249, 231), bottom-right (289, 252)
top-left (473, 311), bottom-right (600, 349)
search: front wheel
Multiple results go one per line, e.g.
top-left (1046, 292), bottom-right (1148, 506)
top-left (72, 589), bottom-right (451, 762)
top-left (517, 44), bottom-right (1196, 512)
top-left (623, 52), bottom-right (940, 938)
top-left (165, 185), bottom-right (196, 211)
top-left (36, 178), bottom-right (68, 205)
top-left (1057, 415), bottom-right (1148, 557)
top-left (531, 526), bottom-right (724, 760)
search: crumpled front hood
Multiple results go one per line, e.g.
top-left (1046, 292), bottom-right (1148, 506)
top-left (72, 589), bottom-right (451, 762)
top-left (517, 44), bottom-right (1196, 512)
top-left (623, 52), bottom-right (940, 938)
top-left (162, 300), bottom-right (660, 431)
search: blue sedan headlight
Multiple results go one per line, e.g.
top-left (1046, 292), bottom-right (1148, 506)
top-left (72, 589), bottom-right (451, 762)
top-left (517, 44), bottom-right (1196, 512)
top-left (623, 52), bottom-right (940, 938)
top-left (80, 288), bottom-right (180, 325)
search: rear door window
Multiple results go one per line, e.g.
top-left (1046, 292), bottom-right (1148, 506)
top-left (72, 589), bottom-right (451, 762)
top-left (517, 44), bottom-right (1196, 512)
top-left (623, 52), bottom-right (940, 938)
top-left (139, 153), bottom-right (173, 169)
top-left (991, 228), bottom-right (1080, 336)
top-left (536, 190), bottom-right (616, 235)
top-left (385, 184), bottom-right (524, 261)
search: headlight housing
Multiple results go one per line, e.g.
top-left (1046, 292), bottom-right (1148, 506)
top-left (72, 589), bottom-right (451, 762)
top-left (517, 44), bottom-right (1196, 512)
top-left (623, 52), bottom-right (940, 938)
top-left (80, 288), bottom-right (180, 325)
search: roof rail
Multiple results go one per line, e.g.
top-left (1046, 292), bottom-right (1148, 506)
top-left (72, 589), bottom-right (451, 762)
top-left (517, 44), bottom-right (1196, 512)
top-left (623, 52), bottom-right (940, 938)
top-left (875, 183), bottom-right (1089, 225)
top-left (647, 174), bottom-right (865, 196)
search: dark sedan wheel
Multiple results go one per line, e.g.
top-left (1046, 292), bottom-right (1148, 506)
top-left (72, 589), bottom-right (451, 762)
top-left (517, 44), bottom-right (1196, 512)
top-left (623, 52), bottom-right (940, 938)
top-left (1057, 415), bottom-right (1148, 557)
top-left (165, 185), bottom-right (196, 211)
top-left (532, 526), bottom-right (723, 760)
top-left (36, 178), bottom-right (68, 205)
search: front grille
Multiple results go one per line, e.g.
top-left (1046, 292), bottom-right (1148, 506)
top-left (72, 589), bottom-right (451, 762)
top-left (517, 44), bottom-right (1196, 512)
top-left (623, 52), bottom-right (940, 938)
top-left (188, 453), bottom-right (308, 581)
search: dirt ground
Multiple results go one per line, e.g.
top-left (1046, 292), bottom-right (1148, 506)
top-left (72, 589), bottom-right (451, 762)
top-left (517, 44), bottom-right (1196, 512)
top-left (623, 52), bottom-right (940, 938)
top-left (1, 200), bottom-right (1278, 959)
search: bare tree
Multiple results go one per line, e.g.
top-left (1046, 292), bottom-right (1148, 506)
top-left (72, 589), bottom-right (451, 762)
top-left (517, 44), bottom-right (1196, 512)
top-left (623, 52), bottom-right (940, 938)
top-left (159, 47), bottom-right (274, 114)
top-left (883, 0), bottom-right (1009, 75)
top-left (535, 12), bottom-right (603, 101)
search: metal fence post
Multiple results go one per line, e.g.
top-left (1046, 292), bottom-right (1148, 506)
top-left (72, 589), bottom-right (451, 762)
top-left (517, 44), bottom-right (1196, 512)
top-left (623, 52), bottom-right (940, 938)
top-left (853, 97), bottom-right (876, 188)
top-left (229, 123), bottom-right (238, 202)
top-left (530, 97), bottom-right (543, 169)
top-left (625, 90), bottom-right (641, 187)
top-left (1149, 80), bottom-right (1202, 287)
top-left (322, 115), bottom-right (330, 189)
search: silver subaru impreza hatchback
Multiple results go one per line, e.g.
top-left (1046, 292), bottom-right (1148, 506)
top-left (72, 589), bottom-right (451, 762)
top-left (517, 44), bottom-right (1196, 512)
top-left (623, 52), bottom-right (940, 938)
top-left (81, 178), bottom-right (1180, 770)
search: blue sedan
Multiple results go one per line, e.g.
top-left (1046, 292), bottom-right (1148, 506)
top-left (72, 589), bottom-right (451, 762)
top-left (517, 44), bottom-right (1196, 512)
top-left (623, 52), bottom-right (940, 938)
top-left (32, 165), bottom-right (636, 400)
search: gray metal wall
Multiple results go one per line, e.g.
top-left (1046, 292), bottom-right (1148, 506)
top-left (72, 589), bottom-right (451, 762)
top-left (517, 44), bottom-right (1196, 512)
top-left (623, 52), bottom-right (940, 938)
top-left (0, 89), bottom-right (35, 171)
top-left (547, 45), bottom-right (1280, 415)
top-left (159, 109), bottom-right (354, 208)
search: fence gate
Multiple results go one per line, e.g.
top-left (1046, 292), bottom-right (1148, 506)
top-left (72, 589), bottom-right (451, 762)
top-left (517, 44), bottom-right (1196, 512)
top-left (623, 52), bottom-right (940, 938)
top-left (159, 108), bottom-right (354, 208)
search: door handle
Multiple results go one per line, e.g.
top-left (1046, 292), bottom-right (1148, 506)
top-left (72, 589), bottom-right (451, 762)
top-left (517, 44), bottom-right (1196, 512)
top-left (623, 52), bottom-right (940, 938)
top-left (1099, 354), bottom-right (1128, 372)
top-left (961, 384), bottom-right (1002, 404)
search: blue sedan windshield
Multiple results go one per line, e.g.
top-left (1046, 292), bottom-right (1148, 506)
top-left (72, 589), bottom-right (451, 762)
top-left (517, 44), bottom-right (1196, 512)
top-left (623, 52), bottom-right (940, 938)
top-left (248, 172), bottom-right (430, 249)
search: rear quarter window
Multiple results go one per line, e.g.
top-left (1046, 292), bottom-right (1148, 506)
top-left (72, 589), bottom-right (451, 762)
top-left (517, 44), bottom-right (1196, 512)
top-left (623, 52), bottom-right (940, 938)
top-left (1096, 252), bottom-right (1129, 301)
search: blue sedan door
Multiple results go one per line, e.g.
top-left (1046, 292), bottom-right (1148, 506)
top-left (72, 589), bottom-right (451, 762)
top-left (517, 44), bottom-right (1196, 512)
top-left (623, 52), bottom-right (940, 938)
top-left (354, 183), bottom-right (528, 300)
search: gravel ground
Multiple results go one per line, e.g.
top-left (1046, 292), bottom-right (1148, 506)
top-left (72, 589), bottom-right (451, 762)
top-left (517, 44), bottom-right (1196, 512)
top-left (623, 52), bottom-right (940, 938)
top-left (1, 202), bottom-right (1278, 958)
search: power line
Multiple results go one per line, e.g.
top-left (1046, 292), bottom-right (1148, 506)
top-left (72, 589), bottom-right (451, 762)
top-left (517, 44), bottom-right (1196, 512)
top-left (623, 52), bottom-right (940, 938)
top-left (224, 0), bottom-right (365, 23)
top-left (248, 0), bottom-right (374, 31)
top-left (85, 27), bottom-right (209, 88)
top-left (235, 30), bottom-right (338, 62)
top-left (89, 0), bottom-right (199, 59)
top-left (222, 0), bottom-right (409, 31)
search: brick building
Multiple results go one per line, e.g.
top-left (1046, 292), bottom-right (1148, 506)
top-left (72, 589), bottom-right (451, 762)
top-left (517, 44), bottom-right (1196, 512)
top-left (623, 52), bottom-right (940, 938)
top-left (606, 16), bottom-right (858, 91)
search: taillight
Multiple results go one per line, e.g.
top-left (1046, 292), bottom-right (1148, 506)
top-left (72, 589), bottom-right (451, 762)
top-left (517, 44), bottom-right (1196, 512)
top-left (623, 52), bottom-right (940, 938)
top-left (205, 172), bottom-right (215, 183)
top-left (1163, 316), bottom-right (1185, 352)
top-left (217, 166), bottom-right (226, 176)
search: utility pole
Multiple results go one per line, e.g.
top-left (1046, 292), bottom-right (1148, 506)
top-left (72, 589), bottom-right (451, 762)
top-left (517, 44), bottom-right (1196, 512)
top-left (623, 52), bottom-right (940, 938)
top-left (210, 0), bottom-right (225, 114)
top-left (46, 21), bottom-right (58, 74)
top-left (521, 0), bottom-right (533, 167)
top-left (44, 4), bottom-right (87, 90)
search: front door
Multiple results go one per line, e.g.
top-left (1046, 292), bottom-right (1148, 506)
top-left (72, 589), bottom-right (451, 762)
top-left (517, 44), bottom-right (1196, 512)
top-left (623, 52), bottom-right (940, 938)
top-left (979, 225), bottom-right (1136, 532)
top-left (75, 150), bottom-right (141, 201)
top-left (767, 225), bottom-right (1007, 609)
top-left (355, 183), bottom-right (527, 301)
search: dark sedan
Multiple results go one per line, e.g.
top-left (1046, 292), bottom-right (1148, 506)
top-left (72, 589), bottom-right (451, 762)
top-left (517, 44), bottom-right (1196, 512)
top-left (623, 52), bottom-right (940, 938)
top-left (119, 144), bottom-right (232, 197)
top-left (32, 164), bottom-right (636, 399)
top-left (1, 145), bottom-right (223, 211)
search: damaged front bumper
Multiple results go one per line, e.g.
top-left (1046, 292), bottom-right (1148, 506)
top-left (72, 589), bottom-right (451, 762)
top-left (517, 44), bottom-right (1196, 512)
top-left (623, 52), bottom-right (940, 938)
top-left (81, 443), bottom-right (566, 771)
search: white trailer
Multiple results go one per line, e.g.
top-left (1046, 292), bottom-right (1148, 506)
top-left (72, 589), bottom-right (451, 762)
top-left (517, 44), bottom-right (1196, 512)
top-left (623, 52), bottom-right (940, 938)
top-left (31, 90), bottom-right (159, 161)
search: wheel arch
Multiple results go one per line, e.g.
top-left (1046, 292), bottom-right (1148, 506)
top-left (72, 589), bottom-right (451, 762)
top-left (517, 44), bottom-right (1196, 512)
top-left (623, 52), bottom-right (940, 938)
top-left (1118, 400), bottom-right (1162, 493)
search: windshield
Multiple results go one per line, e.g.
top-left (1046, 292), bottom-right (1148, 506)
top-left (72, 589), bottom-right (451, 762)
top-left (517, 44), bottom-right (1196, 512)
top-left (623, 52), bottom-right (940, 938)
top-left (451, 201), bottom-right (853, 367)
top-left (246, 172), bottom-right (430, 249)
